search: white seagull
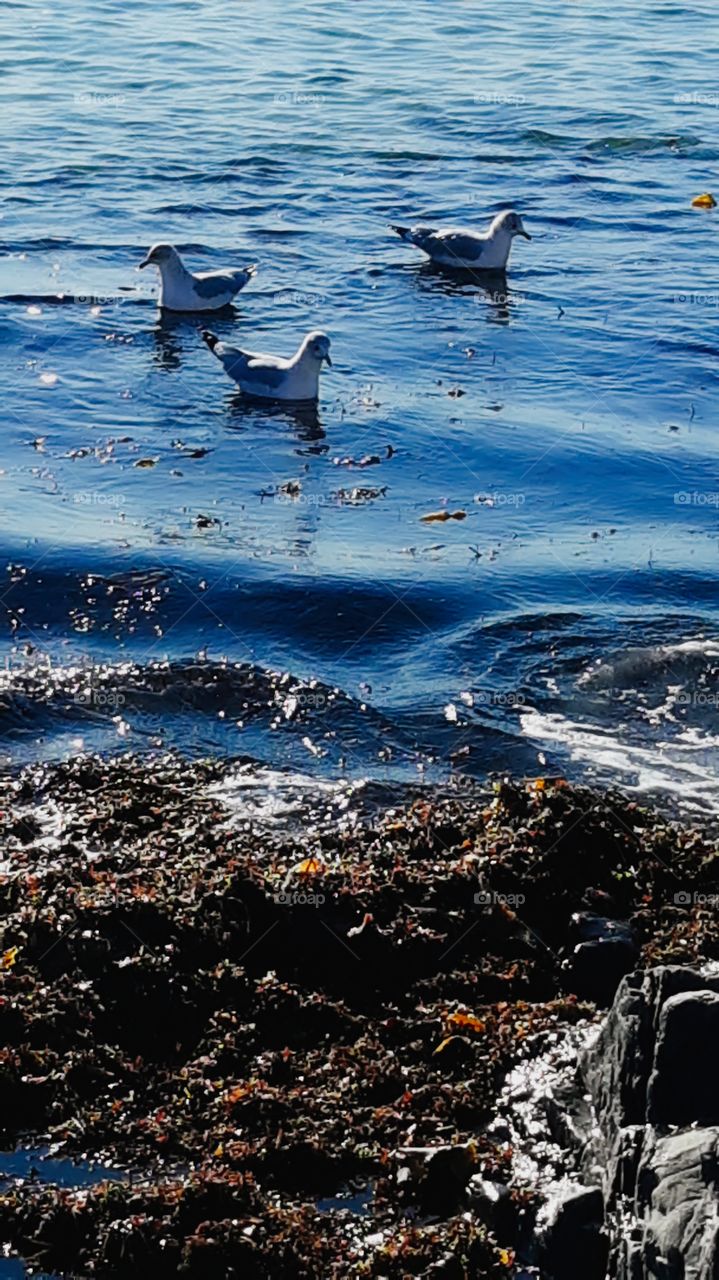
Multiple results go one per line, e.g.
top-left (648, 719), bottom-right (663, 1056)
top-left (202, 330), bottom-right (332, 402)
top-left (138, 243), bottom-right (257, 311)
top-left (390, 210), bottom-right (531, 270)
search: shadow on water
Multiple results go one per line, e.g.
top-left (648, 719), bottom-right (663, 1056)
top-left (414, 262), bottom-right (519, 320)
top-left (225, 392), bottom-right (326, 441)
top-left (150, 308), bottom-right (241, 373)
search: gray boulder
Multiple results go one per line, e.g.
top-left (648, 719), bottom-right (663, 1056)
top-left (637, 1128), bottom-right (719, 1278)
top-left (539, 962), bottom-right (716, 1274)
top-left (580, 965), bottom-right (719, 1279)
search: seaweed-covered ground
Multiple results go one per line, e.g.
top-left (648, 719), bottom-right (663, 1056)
top-left (0, 755), bottom-right (717, 1277)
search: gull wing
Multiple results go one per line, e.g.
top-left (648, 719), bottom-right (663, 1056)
top-left (243, 356), bottom-right (288, 389)
top-left (430, 230), bottom-right (487, 263)
top-left (193, 267), bottom-right (255, 299)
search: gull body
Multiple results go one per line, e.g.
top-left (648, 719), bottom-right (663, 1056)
top-left (139, 243), bottom-right (257, 311)
top-left (390, 209), bottom-right (531, 270)
top-left (202, 330), bottom-right (332, 402)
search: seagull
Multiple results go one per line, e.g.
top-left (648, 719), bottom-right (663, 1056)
top-left (202, 330), bottom-right (332, 402)
top-left (390, 210), bottom-right (531, 270)
top-left (138, 243), bottom-right (257, 311)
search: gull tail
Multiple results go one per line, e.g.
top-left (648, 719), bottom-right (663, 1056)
top-left (244, 264), bottom-right (258, 278)
top-left (390, 224), bottom-right (411, 241)
top-left (202, 330), bottom-right (220, 353)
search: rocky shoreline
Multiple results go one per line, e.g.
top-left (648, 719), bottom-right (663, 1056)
top-left (0, 754), bottom-right (717, 1276)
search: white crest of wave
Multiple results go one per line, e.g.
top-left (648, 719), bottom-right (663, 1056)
top-left (521, 709), bottom-right (719, 812)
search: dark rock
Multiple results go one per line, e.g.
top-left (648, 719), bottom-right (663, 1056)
top-left (581, 966), bottom-right (719, 1140)
top-left (580, 966), bottom-right (719, 1278)
top-left (565, 912), bottom-right (638, 1006)
top-left (394, 1143), bottom-right (476, 1217)
top-left (647, 990), bottom-right (719, 1125)
top-left (467, 1174), bottom-right (515, 1238)
top-left (538, 1184), bottom-right (607, 1280)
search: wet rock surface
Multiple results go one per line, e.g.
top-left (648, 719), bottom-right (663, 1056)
top-left (540, 966), bottom-right (719, 1280)
top-left (0, 756), bottom-right (717, 1275)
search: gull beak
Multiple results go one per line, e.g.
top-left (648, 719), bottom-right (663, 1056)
top-left (138, 256), bottom-right (152, 269)
top-left (518, 225), bottom-right (532, 241)
top-left (323, 353), bottom-right (332, 367)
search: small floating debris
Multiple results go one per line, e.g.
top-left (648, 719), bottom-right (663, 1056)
top-left (38, 372), bottom-right (58, 386)
top-left (133, 457), bottom-right (159, 469)
top-left (421, 509), bottom-right (467, 523)
top-left (334, 485), bottom-right (387, 505)
top-left (332, 453), bottom-right (382, 468)
top-left (172, 441), bottom-right (213, 459)
top-left (691, 192), bottom-right (717, 208)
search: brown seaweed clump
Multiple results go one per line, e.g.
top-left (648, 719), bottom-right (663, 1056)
top-left (0, 755), bottom-right (716, 1275)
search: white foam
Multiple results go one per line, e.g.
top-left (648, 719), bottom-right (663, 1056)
top-left (208, 765), bottom-right (365, 825)
top-left (521, 708), bottom-right (719, 811)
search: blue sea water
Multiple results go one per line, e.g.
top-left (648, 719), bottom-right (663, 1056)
top-left (2, 0), bottom-right (719, 809)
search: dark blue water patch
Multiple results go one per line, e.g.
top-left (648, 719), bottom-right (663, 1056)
top-left (0, 1264), bottom-right (59, 1280)
top-left (0, 1147), bottom-right (126, 1189)
top-left (317, 1182), bottom-right (374, 1215)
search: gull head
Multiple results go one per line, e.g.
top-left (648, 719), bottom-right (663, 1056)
top-left (138, 243), bottom-right (182, 270)
top-left (302, 331), bottom-right (332, 367)
top-left (492, 210), bottom-right (531, 241)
